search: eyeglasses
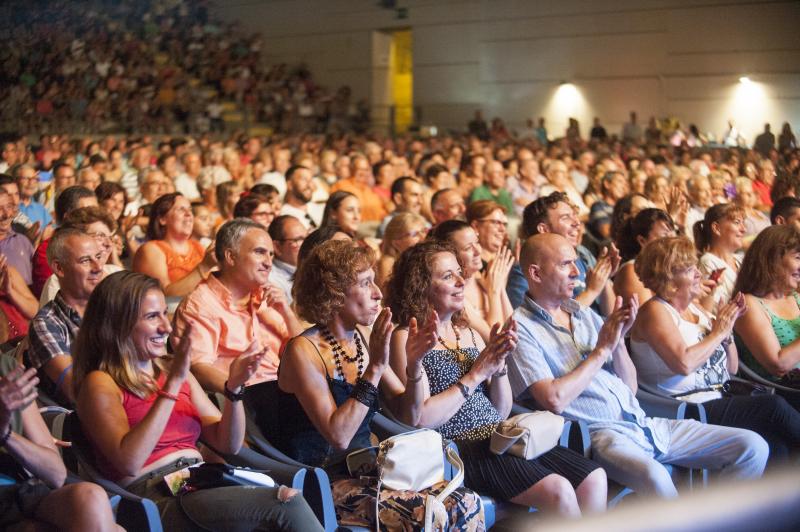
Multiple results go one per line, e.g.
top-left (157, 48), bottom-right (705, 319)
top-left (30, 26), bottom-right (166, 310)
top-left (88, 231), bottom-right (112, 243)
top-left (274, 236), bottom-right (305, 244)
top-left (477, 218), bottom-right (507, 228)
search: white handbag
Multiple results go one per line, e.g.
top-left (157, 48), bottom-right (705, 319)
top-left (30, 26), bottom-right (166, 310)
top-left (489, 411), bottom-right (565, 460)
top-left (376, 429), bottom-right (466, 532)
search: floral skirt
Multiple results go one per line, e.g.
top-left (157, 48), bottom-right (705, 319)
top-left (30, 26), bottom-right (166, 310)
top-left (332, 477), bottom-right (485, 531)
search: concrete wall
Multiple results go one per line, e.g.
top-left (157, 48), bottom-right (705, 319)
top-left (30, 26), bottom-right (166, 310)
top-left (213, 0), bottom-right (800, 140)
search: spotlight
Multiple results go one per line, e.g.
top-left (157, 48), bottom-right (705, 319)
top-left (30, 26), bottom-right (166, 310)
top-left (739, 76), bottom-right (752, 85)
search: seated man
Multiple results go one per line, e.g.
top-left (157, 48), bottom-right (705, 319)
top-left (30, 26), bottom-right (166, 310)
top-left (267, 215), bottom-right (306, 304)
top-left (507, 192), bottom-right (618, 314)
top-left (27, 227), bottom-right (103, 405)
top-left (430, 188), bottom-right (466, 226)
top-left (0, 353), bottom-right (118, 531)
top-left (377, 176), bottom-right (425, 237)
top-left (507, 233), bottom-right (768, 497)
top-left (173, 218), bottom-right (303, 395)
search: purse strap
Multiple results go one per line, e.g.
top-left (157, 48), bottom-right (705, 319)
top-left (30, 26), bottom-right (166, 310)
top-left (375, 445), bottom-right (465, 532)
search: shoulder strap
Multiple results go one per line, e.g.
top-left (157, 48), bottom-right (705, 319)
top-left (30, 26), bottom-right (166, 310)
top-left (297, 334), bottom-right (332, 380)
top-left (467, 326), bottom-right (478, 349)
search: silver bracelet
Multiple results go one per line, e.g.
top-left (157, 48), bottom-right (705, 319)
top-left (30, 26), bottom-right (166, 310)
top-left (493, 365), bottom-right (508, 377)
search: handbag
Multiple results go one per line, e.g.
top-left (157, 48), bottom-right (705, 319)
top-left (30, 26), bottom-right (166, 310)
top-left (721, 379), bottom-right (773, 397)
top-left (375, 429), bottom-right (465, 532)
top-left (489, 411), bottom-right (565, 460)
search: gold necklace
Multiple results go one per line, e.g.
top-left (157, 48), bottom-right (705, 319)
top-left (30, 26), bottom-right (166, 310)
top-left (437, 325), bottom-right (466, 362)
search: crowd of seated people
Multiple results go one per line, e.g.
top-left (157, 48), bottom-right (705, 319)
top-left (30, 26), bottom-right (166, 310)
top-left (0, 110), bottom-right (799, 527)
top-left (0, 0), bottom-right (362, 136)
top-left (1, 7), bottom-right (800, 522)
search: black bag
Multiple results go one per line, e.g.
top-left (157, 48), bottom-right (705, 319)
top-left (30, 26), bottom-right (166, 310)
top-left (721, 379), bottom-right (773, 397)
top-left (181, 463), bottom-right (275, 493)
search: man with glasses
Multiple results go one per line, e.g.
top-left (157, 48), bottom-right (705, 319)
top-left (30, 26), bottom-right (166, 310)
top-left (279, 165), bottom-right (323, 230)
top-left (13, 164), bottom-right (52, 232)
top-left (268, 215), bottom-right (307, 304)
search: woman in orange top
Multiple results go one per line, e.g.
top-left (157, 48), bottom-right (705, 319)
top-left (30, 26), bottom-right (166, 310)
top-left (133, 193), bottom-right (216, 297)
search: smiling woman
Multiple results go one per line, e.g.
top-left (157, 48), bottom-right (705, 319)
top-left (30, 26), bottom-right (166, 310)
top-left (133, 193), bottom-right (217, 297)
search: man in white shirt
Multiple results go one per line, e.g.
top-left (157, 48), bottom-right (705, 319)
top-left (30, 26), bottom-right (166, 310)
top-left (279, 165), bottom-right (323, 230)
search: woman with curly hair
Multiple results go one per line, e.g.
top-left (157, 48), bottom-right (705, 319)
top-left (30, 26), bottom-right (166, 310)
top-left (385, 239), bottom-right (607, 516)
top-left (275, 240), bottom-right (484, 530)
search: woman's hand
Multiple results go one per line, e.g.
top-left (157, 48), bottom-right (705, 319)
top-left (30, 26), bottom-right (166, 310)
top-left (168, 324), bottom-right (194, 385)
top-left (199, 241), bottom-right (217, 276)
top-left (484, 247), bottom-right (514, 293)
top-left (712, 293), bottom-right (747, 338)
top-left (366, 308), bottom-right (394, 374)
top-left (228, 338), bottom-right (268, 390)
top-left (469, 319), bottom-right (518, 382)
top-left (406, 310), bottom-right (440, 373)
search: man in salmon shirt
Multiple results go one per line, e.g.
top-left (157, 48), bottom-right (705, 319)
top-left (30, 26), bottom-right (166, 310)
top-left (172, 218), bottom-right (303, 398)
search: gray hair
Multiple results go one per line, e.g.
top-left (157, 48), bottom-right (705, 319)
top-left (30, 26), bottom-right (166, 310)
top-left (215, 218), bottom-right (269, 264)
top-left (46, 227), bottom-right (88, 267)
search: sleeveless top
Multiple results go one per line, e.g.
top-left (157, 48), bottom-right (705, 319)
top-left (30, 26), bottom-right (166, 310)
top-left (630, 298), bottom-right (728, 402)
top-left (95, 375), bottom-right (202, 482)
top-left (0, 294), bottom-right (28, 339)
top-left (423, 329), bottom-right (503, 442)
top-left (153, 239), bottom-right (204, 282)
top-left (273, 331), bottom-right (377, 474)
top-left (740, 293), bottom-right (800, 379)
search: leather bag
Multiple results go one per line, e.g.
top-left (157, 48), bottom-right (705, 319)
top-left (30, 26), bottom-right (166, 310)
top-left (489, 411), bottom-right (565, 460)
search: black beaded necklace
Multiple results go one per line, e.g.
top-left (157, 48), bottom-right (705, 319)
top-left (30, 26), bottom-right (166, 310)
top-left (320, 325), bottom-right (365, 380)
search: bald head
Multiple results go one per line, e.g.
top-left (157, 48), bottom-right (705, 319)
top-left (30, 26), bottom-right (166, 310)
top-left (521, 233), bottom-right (579, 301)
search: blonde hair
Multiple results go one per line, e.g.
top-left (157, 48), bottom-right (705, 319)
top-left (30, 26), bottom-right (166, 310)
top-left (381, 212), bottom-right (427, 257)
top-left (635, 236), bottom-right (698, 297)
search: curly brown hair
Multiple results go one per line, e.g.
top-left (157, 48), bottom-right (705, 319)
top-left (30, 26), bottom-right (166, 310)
top-left (293, 239), bottom-right (376, 324)
top-left (385, 239), bottom-right (467, 328)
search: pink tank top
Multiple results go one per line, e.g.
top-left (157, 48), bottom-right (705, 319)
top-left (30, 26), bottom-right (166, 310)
top-left (96, 375), bottom-right (202, 481)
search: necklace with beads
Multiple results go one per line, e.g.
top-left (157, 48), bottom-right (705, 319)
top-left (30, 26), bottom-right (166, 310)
top-left (320, 325), bottom-right (365, 380)
top-left (437, 324), bottom-right (467, 363)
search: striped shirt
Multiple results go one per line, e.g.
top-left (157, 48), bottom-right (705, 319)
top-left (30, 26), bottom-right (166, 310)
top-left (508, 295), bottom-right (669, 455)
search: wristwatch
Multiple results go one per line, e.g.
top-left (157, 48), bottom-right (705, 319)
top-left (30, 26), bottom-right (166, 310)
top-left (455, 381), bottom-right (472, 400)
top-left (223, 380), bottom-right (246, 402)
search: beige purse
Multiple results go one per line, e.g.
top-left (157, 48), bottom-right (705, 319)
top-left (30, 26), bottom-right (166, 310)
top-left (490, 411), bottom-right (565, 460)
top-left (376, 429), bottom-right (466, 532)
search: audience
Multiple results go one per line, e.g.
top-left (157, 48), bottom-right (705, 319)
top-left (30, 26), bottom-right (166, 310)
top-left (72, 271), bottom-right (321, 531)
top-left (630, 236), bottom-right (800, 463)
top-left (1, 3), bottom-right (798, 526)
top-left (387, 240), bottom-right (608, 516)
top-left (275, 240), bottom-right (483, 528)
top-left (508, 233), bottom-right (768, 497)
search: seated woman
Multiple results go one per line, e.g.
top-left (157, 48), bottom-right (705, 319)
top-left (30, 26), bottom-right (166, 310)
top-left (276, 240), bottom-right (483, 530)
top-left (215, 180), bottom-right (243, 230)
top-left (630, 236), bottom-right (800, 462)
top-left (466, 200), bottom-right (508, 265)
top-left (376, 212), bottom-right (428, 289)
top-left (430, 220), bottom-right (513, 342)
top-left (0, 354), bottom-right (120, 532)
top-left (320, 191), bottom-right (362, 238)
top-left (72, 271), bottom-right (322, 531)
top-left (613, 208), bottom-right (676, 304)
top-left (133, 193), bottom-right (216, 298)
top-left (233, 193), bottom-right (275, 229)
top-left (386, 240), bottom-right (607, 516)
top-left (694, 203), bottom-right (746, 312)
top-left (734, 225), bottom-right (800, 402)
top-left (39, 206), bottom-right (124, 306)
top-left (734, 177), bottom-right (770, 243)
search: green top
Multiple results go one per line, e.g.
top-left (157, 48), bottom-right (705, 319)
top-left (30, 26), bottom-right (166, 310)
top-left (739, 293), bottom-right (800, 380)
top-left (468, 185), bottom-right (515, 215)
